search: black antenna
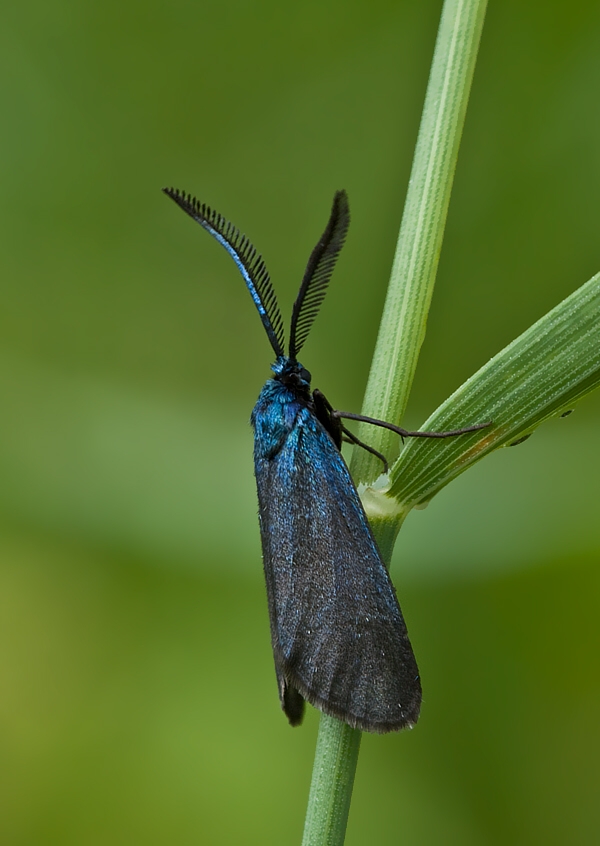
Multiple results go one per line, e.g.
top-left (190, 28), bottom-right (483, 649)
top-left (163, 188), bottom-right (286, 358)
top-left (289, 191), bottom-right (350, 360)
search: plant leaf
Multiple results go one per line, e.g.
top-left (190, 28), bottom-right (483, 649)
top-left (389, 270), bottom-right (600, 508)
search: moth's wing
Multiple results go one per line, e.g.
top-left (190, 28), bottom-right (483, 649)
top-left (255, 408), bottom-right (421, 733)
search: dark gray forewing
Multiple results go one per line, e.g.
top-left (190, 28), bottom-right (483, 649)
top-left (255, 407), bottom-right (421, 733)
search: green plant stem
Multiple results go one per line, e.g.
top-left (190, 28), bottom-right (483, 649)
top-left (301, 1), bottom-right (488, 844)
top-left (353, 0), bottom-right (488, 486)
top-left (300, 717), bottom-right (361, 846)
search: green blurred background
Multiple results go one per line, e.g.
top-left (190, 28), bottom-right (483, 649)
top-left (2, 1), bottom-right (600, 843)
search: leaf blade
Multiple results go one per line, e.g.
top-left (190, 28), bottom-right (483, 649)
top-left (389, 270), bottom-right (600, 508)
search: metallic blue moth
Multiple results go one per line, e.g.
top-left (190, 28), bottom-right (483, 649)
top-left (163, 188), bottom-right (486, 732)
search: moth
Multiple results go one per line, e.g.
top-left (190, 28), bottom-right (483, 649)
top-left (164, 188), bottom-right (487, 732)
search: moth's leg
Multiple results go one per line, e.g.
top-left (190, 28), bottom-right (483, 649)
top-left (508, 433), bottom-right (532, 447)
top-left (331, 410), bottom-right (492, 440)
top-left (312, 388), bottom-right (333, 411)
top-left (314, 388), bottom-right (389, 470)
top-left (341, 425), bottom-right (389, 473)
top-left (311, 388), bottom-right (343, 449)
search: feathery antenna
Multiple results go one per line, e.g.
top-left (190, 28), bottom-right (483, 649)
top-left (289, 191), bottom-right (350, 360)
top-left (163, 188), bottom-right (286, 358)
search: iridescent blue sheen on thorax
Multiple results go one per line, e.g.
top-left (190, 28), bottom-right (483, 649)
top-left (251, 357), bottom-right (312, 460)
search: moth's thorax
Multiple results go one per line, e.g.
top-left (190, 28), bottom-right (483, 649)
top-left (251, 357), bottom-right (313, 460)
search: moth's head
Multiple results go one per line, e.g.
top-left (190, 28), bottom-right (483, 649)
top-left (272, 356), bottom-right (312, 393)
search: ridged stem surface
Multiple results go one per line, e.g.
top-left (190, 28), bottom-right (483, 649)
top-left (352, 0), bottom-right (488, 485)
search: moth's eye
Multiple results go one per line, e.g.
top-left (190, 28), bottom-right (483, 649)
top-left (300, 368), bottom-right (312, 383)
